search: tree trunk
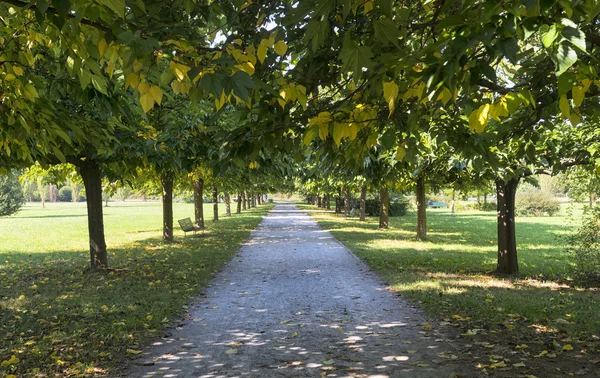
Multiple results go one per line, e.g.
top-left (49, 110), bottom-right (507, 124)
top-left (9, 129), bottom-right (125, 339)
top-left (225, 192), bottom-right (231, 216)
top-left (78, 160), bottom-right (108, 269)
top-left (317, 196), bottom-right (322, 207)
top-left (477, 193), bottom-right (481, 206)
top-left (379, 183), bottom-right (389, 229)
top-left (344, 188), bottom-right (351, 216)
top-left (241, 191), bottom-right (247, 210)
top-left (360, 186), bottom-right (366, 221)
top-left (326, 194), bottom-right (331, 210)
top-left (335, 188), bottom-right (341, 213)
top-left (213, 185), bottom-right (219, 222)
top-left (161, 172), bottom-right (174, 241)
top-left (416, 177), bottom-right (427, 240)
top-left (451, 188), bottom-right (456, 217)
top-left (253, 193), bottom-right (257, 207)
top-left (484, 193), bottom-right (488, 204)
top-left (258, 194), bottom-right (262, 205)
top-left (496, 177), bottom-right (519, 274)
top-left (193, 177), bottom-right (204, 229)
top-left (590, 193), bottom-right (596, 208)
top-left (236, 192), bottom-right (242, 214)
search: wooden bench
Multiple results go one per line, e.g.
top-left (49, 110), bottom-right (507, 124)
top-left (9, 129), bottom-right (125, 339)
top-left (428, 201), bottom-right (447, 208)
top-left (178, 217), bottom-right (202, 236)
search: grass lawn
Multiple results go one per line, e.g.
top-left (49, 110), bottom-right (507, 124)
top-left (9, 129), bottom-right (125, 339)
top-left (0, 201), bottom-right (273, 377)
top-left (299, 203), bottom-right (600, 373)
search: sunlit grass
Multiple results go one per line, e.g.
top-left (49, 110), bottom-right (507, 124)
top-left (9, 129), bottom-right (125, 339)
top-left (300, 203), bottom-right (600, 339)
top-left (0, 202), bottom-right (273, 377)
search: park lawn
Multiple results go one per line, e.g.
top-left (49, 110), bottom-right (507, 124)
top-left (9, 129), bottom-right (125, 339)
top-left (299, 204), bottom-right (600, 348)
top-left (0, 202), bottom-right (273, 377)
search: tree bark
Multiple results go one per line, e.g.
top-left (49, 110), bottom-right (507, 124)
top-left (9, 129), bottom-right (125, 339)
top-left (193, 177), bottom-right (204, 229)
top-left (590, 193), bottom-right (596, 208)
top-left (335, 188), bottom-right (341, 213)
top-left (379, 183), bottom-right (389, 229)
top-left (416, 177), bottom-right (427, 240)
top-left (317, 196), bottom-right (322, 207)
top-left (161, 172), bottom-right (174, 241)
top-left (496, 177), bottom-right (519, 274)
top-left (252, 193), bottom-right (257, 207)
top-left (78, 160), bottom-right (108, 269)
top-left (224, 192), bottom-right (231, 216)
top-left (236, 192), bottom-right (242, 214)
top-left (451, 188), bottom-right (456, 217)
top-left (360, 186), bottom-right (366, 221)
top-left (241, 191), bottom-right (246, 210)
top-left (213, 185), bottom-right (219, 222)
top-left (258, 194), bottom-right (262, 205)
top-left (326, 194), bottom-right (331, 210)
top-left (344, 187), bottom-right (351, 216)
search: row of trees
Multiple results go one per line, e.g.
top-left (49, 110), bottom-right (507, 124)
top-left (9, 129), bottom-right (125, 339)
top-left (2, 0), bottom-right (600, 275)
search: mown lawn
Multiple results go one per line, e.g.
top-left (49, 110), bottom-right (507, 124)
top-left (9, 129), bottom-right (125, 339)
top-left (299, 204), bottom-right (600, 343)
top-left (0, 202), bottom-right (273, 377)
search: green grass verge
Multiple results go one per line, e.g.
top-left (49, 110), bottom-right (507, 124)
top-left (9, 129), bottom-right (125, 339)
top-left (298, 204), bottom-right (600, 340)
top-left (0, 202), bottom-right (273, 377)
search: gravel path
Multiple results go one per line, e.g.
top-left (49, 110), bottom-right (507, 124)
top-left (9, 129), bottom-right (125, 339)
top-left (128, 203), bottom-right (470, 378)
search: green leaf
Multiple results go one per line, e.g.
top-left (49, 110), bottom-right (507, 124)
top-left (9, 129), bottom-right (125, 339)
top-left (383, 81), bottom-right (398, 116)
top-left (304, 19), bottom-right (329, 52)
top-left (541, 24), bottom-right (559, 48)
top-left (98, 0), bottom-right (125, 17)
top-left (555, 42), bottom-right (577, 76)
top-left (499, 38), bottom-right (518, 64)
top-left (378, 0), bottom-right (393, 18)
top-left (303, 124), bottom-right (318, 146)
top-left (559, 95), bottom-right (570, 118)
top-left (52, 0), bottom-right (70, 21)
top-left (91, 75), bottom-right (108, 95)
top-left (340, 34), bottom-right (373, 79)
top-left (198, 72), bottom-right (225, 98)
top-left (562, 23), bottom-right (586, 51)
top-left (228, 71), bottom-right (256, 102)
top-left (374, 18), bottom-right (402, 48)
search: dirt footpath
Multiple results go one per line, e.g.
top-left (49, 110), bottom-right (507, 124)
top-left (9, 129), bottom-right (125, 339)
top-left (127, 203), bottom-right (474, 378)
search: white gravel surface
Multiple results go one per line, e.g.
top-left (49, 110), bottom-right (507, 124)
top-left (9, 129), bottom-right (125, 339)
top-left (127, 203), bottom-right (472, 378)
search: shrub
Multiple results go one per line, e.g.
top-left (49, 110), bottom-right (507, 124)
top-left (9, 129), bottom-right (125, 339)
top-left (516, 190), bottom-right (560, 217)
top-left (58, 186), bottom-right (73, 202)
top-left (565, 207), bottom-right (600, 286)
top-left (350, 198), bottom-right (408, 217)
top-left (0, 171), bottom-right (25, 216)
top-left (478, 201), bottom-right (497, 211)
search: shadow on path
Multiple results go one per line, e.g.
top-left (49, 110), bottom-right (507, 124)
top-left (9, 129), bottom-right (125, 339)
top-left (127, 203), bottom-right (473, 378)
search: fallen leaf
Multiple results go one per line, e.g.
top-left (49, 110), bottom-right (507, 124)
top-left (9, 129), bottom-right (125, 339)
top-left (126, 349), bottom-right (143, 355)
top-left (225, 349), bottom-right (238, 355)
top-left (562, 344), bottom-right (574, 351)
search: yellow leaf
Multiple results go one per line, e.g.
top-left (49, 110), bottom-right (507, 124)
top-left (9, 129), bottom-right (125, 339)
top-left (7, 375), bottom-right (17, 378)
top-left (125, 73), bottom-right (140, 90)
top-left (396, 146), bottom-right (406, 161)
top-left (363, 0), bottom-right (374, 13)
top-left (257, 42), bottom-right (268, 63)
top-left (126, 349), bottom-right (143, 355)
top-left (489, 361), bottom-right (506, 369)
top-left (5, 73), bottom-right (16, 81)
top-left (169, 61), bottom-right (190, 81)
top-left (468, 104), bottom-right (491, 133)
top-left (236, 62), bottom-right (255, 76)
top-left (277, 98), bottom-right (286, 109)
top-left (559, 95), bottom-right (570, 118)
top-left (138, 82), bottom-right (150, 95)
top-left (140, 93), bottom-right (154, 113)
top-left (146, 315), bottom-right (153, 321)
top-left (274, 40), bottom-right (288, 56)
top-left (562, 344), bottom-right (573, 351)
top-left (13, 66), bottom-right (23, 76)
top-left (98, 39), bottom-right (108, 57)
top-left (383, 81), bottom-right (399, 116)
top-left (149, 85), bottom-right (163, 105)
top-left (1, 355), bottom-right (20, 367)
top-left (133, 59), bottom-right (143, 72)
top-left (572, 85), bottom-right (585, 107)
top-left (17, 295), bottom-right (25, 300)
top-left (421, 323), bottom-right (433, 331)
top-left (436, 87), bottom-right (452, 106)
top-left (569, 113), bottom-right (581, 126)
top-left (319, 123), bottom-right (328, 140)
